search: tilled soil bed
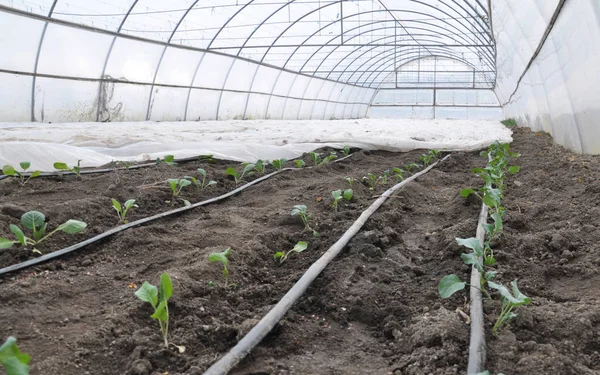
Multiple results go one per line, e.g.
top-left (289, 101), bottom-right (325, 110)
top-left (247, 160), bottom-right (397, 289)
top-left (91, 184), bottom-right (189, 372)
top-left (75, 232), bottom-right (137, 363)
top-left (1, 128), bottom-right (599, 375)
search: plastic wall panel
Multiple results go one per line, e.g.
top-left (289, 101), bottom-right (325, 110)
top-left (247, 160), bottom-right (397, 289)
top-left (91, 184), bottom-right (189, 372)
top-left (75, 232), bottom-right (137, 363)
top-left (186, 89), bottom-right (220, 121)
top-left (436, 89), bottom-right (500, 106)
top-left (148, 87), bottom-right (188, 121)
top-left (193, 53), bottom-right (234, 90)
top-left (282, 99), bottom-right (302, 120)
top-left (272, 71), bottom-right (296, 96)
top-left (311, 101), bottom-right (328, 120)
top-left (100, 83), bottom-right (151, 122)
top-left (218, 91), bottom-right (248, 120)
top-left (493, 0), bottom-right (600, 154)
top-left (0, 12), bottom-right (44, 72)
top-left (38, 24), bottom-right (112, 79)
top-left (288, 75), bottom-right (311, 98)
top-left (105, 38), bottom-right (163, 83)
top-left (155, 48), bottom-right (203, 86)
top-left (245, 93), bottom-right (270, 120)
top-left (33, 78), bottom-right (97, 122)
top-left (251, 66), bottom-right (280, 94)
top-left (436, 107), bottom-right (503, 120)
top-left (297, 100), bottom-right (314, 120)
top-left (0, 0), bottom-right (55, 15)
top-left (302, 78), bottom-right (322, 99)
top-left (0, 73), bottom-right (31, 121)
top-left (266, 96), bottom-right (286, 120)
top-left (317, 81), bottom-right (336, 100)
top-left (224, 60), bottom-right (259, 92)
top-left (369, 106), bottom-right (434, 119)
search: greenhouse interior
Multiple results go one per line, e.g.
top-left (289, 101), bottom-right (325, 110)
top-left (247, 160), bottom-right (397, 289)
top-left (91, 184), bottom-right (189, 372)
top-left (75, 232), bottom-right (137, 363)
top-left (0, 0), bottom-right (599, 374)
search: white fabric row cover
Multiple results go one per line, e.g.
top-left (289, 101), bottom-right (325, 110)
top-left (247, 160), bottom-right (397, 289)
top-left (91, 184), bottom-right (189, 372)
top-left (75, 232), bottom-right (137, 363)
top-left (0, 119), bottom-right (513, 171)
top-left (493, 0), bottom-right (600, 154)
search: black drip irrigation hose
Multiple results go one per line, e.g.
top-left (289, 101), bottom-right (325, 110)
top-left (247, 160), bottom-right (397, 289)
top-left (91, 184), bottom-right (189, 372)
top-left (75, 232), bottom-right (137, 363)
top-left (0, 154), bottom-right (354, 276)
top-left (467, 204), bottom-right (489, 374)
top-left (202, 155), bottom-right (451, 375)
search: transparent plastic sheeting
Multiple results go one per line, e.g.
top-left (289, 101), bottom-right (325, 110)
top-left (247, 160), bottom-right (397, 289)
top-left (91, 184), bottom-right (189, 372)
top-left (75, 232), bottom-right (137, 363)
top-left (0, 119), bottom-right (512, 171)
top-left (492, 0), bottom-right (600, 154)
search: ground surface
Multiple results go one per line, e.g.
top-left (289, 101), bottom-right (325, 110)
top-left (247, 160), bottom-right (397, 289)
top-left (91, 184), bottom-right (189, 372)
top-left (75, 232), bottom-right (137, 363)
top-left (0, 128), bottom-right (599, 375)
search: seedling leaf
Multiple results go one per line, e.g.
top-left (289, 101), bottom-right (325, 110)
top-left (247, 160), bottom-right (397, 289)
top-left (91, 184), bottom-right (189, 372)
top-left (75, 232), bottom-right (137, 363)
top-left (438, 274), bottom-right (466, 299)
top-left (0, 337), bottom-right (31, 375)
top-left (135, 281), bottom-right (158, 308)
top-left (56, 220), bottom-right (87, 234)
top-left (159, 272), bottom-right (173, 303)
top-left (19, 162), bottom-right (30, 170)
top-left (9, 225), bottom-right (25, 246)
top-left (0, 237), bottom-right (15, 249)
top-left (460, 188), bottom-right (476, 198)
top-left (151, 301), bottom-right (169, 321)
top-left (21, 211), bottom-right (45, 231)
top-left (111, 199), bottom-right (122, 212)
top-left (343, 189), bottom-right (353, 201)
top-left (124, 200), bottom-right (136, 209)
top-left (53, 162), bottom-right (69, 170)
top-left (456, 237), bottom-right (483, 256)
top-left (508, 165), bottom-right (520, 174)
top-left (2, 165), bottom-right (16, 176)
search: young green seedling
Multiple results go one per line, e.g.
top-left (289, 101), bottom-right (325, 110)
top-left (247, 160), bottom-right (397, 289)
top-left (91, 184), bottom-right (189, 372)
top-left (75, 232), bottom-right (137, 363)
top-left (112, 199), bottom-right (138, 224)
top-left (0, 336), bottom-right (31, 375)
top-left (135, 272), bottom-right (183, 351)
top-left (342, 145), bottom-right (351, 155)
top-left (0, 211), bottom-right (87, 252)
top-left (380, 169), bottom-right (391, 185)
top-left (294, 159), bottom-right (305, 168)
top-left (53, 160), bottom-right (82, 177)
top-left (331, 189), bottom-right (352, 212)
top-left (167, 178), bottom-right (191, 197)
top-left (291, 205), bottom-right (318, 237)
top-left (392, 167), bottom-right (405, 181)
top-left (156, 155), bottom-right (177, 166)
top-left (198, 154), bottom-right (216, 163)
top-left (271, 159), bottom-right (287, 170)
top-left (419, 149), bottom-right (440, 167)
top-left (209, 247), bottom-right (233, 287)
top-left (319, 152), bottom-right (337, 165)
top-left (488, 280), bottom-right (531, 333)
top-left (308, 152), bottom-right (322, 166)
top-left (254, 160), bottom-right (266, 173)
top-left (226, 164), bottom-right (255, 184)
top-left (343, 176), bottom-right (356, 185)
top-left (2, 162), bottom-right (41, 186)
top-left (405, 163), bottom-right (421, 172)
top-left (343, 188), bottom-right (353, 201)
top-left (274, 241), bottom-right (308, 263)
top-left (362, 173), bottom-right (381, 190)
top-left (185, 169), bottom-right (217, 190)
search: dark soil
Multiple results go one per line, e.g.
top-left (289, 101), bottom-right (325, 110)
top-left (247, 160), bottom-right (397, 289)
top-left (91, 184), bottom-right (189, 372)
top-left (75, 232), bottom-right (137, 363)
top-left (0, 128), bottom-right (598, 375)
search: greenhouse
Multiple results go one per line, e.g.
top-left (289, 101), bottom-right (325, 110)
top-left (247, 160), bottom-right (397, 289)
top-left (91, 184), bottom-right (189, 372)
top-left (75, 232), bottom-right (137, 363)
top-left (0, 0), bottom-right (599, 374)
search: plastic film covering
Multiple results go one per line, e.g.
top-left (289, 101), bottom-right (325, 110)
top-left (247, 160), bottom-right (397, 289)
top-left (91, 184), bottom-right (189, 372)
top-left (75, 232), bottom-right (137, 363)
top-left (493, 0), bottom-right (600, 154)
top-left (0, 0), bottom-right (495, 123)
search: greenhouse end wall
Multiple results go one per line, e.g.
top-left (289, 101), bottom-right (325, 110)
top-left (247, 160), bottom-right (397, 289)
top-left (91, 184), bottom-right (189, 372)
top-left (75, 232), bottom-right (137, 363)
top-left (493, 0), bottom-right (600, 154)
top-left (0, 8), bottom-right (375, 123)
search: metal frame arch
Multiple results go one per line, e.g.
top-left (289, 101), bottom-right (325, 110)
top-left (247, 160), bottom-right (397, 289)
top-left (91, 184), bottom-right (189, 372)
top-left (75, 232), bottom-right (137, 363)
top-left (206, 0), bottom-right (257, 50)
top-left (145, 0), bottom-right (201, 121)
top-left (30, 0), bottom-right (58, 122)
top-left (95, 0), bottom-right (140, 122)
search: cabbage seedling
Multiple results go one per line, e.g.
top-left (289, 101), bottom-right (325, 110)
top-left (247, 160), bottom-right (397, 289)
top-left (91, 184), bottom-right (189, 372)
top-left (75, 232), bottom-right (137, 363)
top-left (198, 154), bottom-right (216, 163)
top-left (156, 155), bottom-right (177, 166)
top-left (291, 205), bottom-right (318, 236)
top-left (254, 160), bottom-right (266, 173)
top-left (0, 211), bottom-right (87, 252)
top-left (488, 280), bottom-right (531, 333)
top-left (420, 149), bottom-right (440, 167)
top-left (405, 163), bottom-right (421, 172)
top-left (2, 162), bottom-right (41, 186)
top-left (0, 336), bottom-right (30, 375)
top-left (342, 145), bottom-right (351, 155)
top-left (274, 241), bottom-right (308, 263)
top-left (362, 173), bottom-right (380, 190)
top-left (209, 247), bottom-right (232, 286)
top-left (294, 160), bottom-right (305, 168)
top-left (135, 272), bottom-right (174, 348)
top-left (332, 189), bottom-right (352, 212)
top-left (226, 164), bottom-right (255, 184)
top-left (167, 178), bottom-right (191, 197)
top-left (343, 188), bottom-right (353, 201)
top-left (308, 152), bottom-right (321, 166)
top-left (319, 152), bottom-right (337, 165)
top-left (271, 159), bottom-right (287, 170)
top-left (185, 168), bottom-right (217, 190)
top-left (392, 167), bottom-right (405, 181)
top-left (112, 199), bottom-right (138, 224)
top-left (343, 176), bottom-right (356, 185)
top-left (380, 169), bottom-right (391, 185)
top-left (53, 160), bottom-right (82, 177)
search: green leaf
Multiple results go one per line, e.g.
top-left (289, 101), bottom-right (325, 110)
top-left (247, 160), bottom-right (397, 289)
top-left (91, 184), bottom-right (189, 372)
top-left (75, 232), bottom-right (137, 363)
top-left (291, 205), bottom-right (306, 216)
top-left (343, 189), bottom-right (353, 201)
top-left (10, 225), bottom-right (25, 246)
top-left (159, 273), bottom-right (173, 303)
top-left (294, 160), bottom-right (305, 168)
top-left (206, 180), bottom-right (217, 187)
top-left (151, 301), bottom-right (168, 322)
top-left (484, 271), bottom-right (497, 281)
top-left (488, 280), bottom-right (531, 306)
top-left (179, 179), bottom-right (192, 188)
top-left (460, 188), bottom-right (475, 198)
top-left (510, 280), bottom-right (532, 305)
top-left (225, 167), bottom-right (238, 177)
top-left (33, 222), bottom-right (46, 242)
top-left (482, 223), bottom-right (494, 235)
top-left (438, 274), bottom-right (466, 299)
top-left (243, 163), bottom-right (256, 174)
top-left (167, 179), bottom-right (178, 191)
top-left (0, 337), bottom-right (31, 375)
top-left (508, 165), bottom-right (520, 174)
top-left (0, 237), bottom-right (15, 249)
top-left (53, 162), bottom-right (69, 171)
top-left (491, 212), bottom-right (503, 233)
top-left (456, 237), bottom-right (483, 255)
top-left (19, 162), bottom-right (30, 170)
top-left (135, 281), bottom-right (158, 308)
top-left (331, 189), bottom-right (342, 201)
top-left (111, 199), bottom-right (121, 212)
top-left (197, 168), bottom-right (207, 177)
top-left (209, 247), bottom-right (231, 265)
top-left (124, 199), bottom-right (136, 209)
top-left (483, 188), bottom-right (502, 207)
top-left (21, 211), bottom-right (45, 231)
top-left (273, 251), bottom-right (284, 260)
top-left (56, 220), bottom-right (87, 234)
top-left (290, 241), bottom-right (308, 254)
top-left (2, 165), bottom-right (16, 176)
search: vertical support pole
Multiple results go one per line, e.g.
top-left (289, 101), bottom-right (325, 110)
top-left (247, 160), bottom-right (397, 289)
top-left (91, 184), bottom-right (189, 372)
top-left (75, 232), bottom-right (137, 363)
top-left (340, 0), bottom-right (344, 44)
top-left (31, 0), bottom-right (58, 122)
